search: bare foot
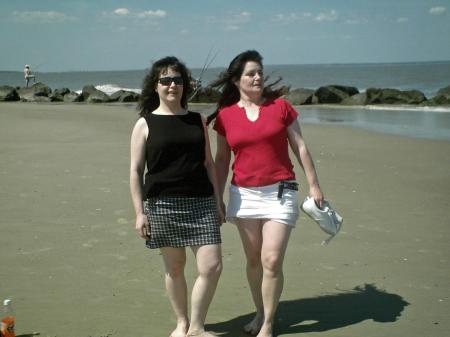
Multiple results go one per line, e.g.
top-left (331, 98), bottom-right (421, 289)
top-left (255, 323), bottom-right (273, 337)
top-left (170, 321), bottom-right (188, 337)
top-left (243, 314), bottom-right (264, 335)
top-left (186, 331), bottom-right (217, 337)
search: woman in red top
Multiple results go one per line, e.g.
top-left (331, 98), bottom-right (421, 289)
top-left (209, 50), bottom-right (324, 337)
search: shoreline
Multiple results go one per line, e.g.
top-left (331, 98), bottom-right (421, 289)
top-left (2, 101), bottom-right (448, 142)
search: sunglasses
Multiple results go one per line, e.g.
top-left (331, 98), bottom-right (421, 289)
top-left (158, 76), bottom-right (184, 86)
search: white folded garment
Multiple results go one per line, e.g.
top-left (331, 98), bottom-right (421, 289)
top-left (301, 196), bottom-right (343, 245)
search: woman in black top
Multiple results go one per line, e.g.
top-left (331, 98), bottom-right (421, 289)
top-left (130, 56), bottom-right (223, 337)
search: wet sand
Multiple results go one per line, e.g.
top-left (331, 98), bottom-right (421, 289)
top-left (0, 102), bottom-right (449, 337)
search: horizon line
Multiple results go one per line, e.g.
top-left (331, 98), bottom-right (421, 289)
top-left (1, 59), bottom-right (450, 73)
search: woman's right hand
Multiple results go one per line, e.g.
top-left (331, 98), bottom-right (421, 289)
top-left (135, 213), bottom-right (150, 239)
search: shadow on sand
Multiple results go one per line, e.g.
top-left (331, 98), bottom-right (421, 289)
top-left (207, 284), bottom-right (409, 336)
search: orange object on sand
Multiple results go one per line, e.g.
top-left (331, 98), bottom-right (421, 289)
top-left (1, 299), bottom-right (15, 337)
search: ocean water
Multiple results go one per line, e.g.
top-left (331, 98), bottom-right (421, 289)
top-left (1, 61), bottom-right (450, 141)
top-left (1, 61), bottom-right (449, 98)
top-left (298, 106), bottom-right (450, 142)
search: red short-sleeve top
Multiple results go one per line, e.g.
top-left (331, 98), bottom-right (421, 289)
top-left (213, 98), bottom-right (298, 187)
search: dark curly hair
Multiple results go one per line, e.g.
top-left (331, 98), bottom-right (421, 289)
top-left (207, 50), bottom-right (288, 124)
top-left (138, 56), bottom-right (192, 116)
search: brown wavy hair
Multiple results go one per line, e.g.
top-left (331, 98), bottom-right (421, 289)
top-left (207, 50), bottom-right (288, 124)
top-left (138, 56), bottom-right (192, 116)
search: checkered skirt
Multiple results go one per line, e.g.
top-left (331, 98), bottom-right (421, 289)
top-left (144, 196), bottom-right (221, 249)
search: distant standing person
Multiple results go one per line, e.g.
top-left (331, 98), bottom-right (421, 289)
top-left (130, 56), bottom-right (224, 337)
top-left (24, 65), bottom-right (35, 87)
top-left (209, 50), bottom-right (325, 337)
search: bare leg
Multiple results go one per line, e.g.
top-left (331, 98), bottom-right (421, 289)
top-left (236, 219), bottom-right (265, 335)
top-left (161, 247), bottom-right (189, 337)
top-left (257, 220), bottom-right (291, 337)
top-left (187, 244), bottom-right (222, 336)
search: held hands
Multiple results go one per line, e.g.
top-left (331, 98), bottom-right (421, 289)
top-left (135, 213), bottom-right (150, 239)
top-left (309, 184), bottom-right (324, 209)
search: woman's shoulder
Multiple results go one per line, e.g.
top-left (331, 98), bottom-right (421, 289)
top-left (265, 97), bottom-right (290, 107)
top-left (218, 103), bottom-right (239, 114)
top-left (131, 116), bottom-right (149, 139)
top-left (133, 116), bottom-right (149, 130)
top-left (187, 110), bottom-right (207, 123)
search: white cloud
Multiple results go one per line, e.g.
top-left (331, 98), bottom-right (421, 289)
top-left (429, 6), bottom-right (447, 15)
top-left (315, 10), bottom-right (338, 22)
top-left (111, 8), bottom-right (167, 19)
top-left (271, 12), bottom-right (312, 24)
top-left (12, 11), bottom-right (76, 23)
top-left (180, 29), bottom-right (189, 35)
top-left (272, 10), bottom-right (340, 24)
top-left (207, 11), bottom-right (251, 32)
top-left (397, 17), bottom-right (409, 23)
top-left (114, 8), bottom-right (130, 16)
top-left (136, 10), bottom-right (167, 18)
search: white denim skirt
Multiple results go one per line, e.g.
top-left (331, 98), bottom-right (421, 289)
top-left (226, 181), bottom-right (300, 227)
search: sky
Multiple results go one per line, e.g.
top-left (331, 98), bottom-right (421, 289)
top-left (0, 0), bottom-right (449, 72)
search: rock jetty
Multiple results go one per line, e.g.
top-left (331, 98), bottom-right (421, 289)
top-left (1, 83), bottom-right (449, 106)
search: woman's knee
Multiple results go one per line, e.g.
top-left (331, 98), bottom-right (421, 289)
top-left (246, 253), bottom-right (262, 270)
top-left (201, 258), bottom-right (223, 278)
top-left (165, 260), bottom-right (186, 278)
top-left (261, 253), bottom-right (283, 276)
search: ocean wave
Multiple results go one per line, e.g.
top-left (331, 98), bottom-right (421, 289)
top-left (364, 105), bottom-right (450, 113)
top-left (75, 84), bottom-right (141, 95)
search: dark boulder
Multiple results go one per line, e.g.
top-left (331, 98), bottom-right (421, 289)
top-left (330, 85), bottom-right (359, 96)
top-left (49, 93), bottom-right (64, 102)
top-left (427, 85), bottom-right (450, 105)
top-left (82, 85), bottom-right (111, 103)
top-left (17, 82), bottom-right (52, 102)
top-left (436, 85), bottom-right (450, 96)
top-left (48, 88), bottom-right (70, 102)
top-left (49, 88), bottom-right (70, 102)
top-left (30, 82), bottom-right (52, 96)
top-left (341, 92), bottom-right (368, 105)
top-left (54, 88), bottom-right (71, 96)
top-left (64, 91), bottom-right (84, 103)
top-left (366, 88), bottom-right (426, 104)
top-left (314, 85), bottom-right (358, 104)
top-left (0, 86), bottom-right (20, 101)
top-left (284, 88), bottom-right (314, 105)
top-left (110, 90), bottom-right (140, 102)
top-left (189, 87), bottom-right (221, 103)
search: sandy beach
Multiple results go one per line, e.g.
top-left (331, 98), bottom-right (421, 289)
top-left (0, 102), bottom-right (449, 337)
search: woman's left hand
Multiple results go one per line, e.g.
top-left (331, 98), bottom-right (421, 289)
top-left (309, 184), bottom-right (324, 209)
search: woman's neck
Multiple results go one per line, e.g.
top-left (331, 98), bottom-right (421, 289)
top-left (154, 101), bottom-right (186, 115)
top-left (238, 95), bottom-right (264, 108)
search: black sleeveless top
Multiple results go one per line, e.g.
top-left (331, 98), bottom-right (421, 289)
top-left (142, 111), bottom-right (214, 198)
